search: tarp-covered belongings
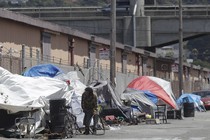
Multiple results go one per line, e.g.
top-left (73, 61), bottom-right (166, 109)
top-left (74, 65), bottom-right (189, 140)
top-left (62, 71), bottom-right (86, 127)
top-left (121, 88), bottom-right (157, 115)
top-left (89, 81), bottom-right (132, 122)
top-left (89, 80), bottom-right (123, 107)
top-left (0, 66), bottom-right (87, 134)
top-left (176, 93), bottom-right (205, 112)
top-left (22, 64), bottom-right (63, 77)
top-left (122, 88), bottom-right (157, 108)
top-left (23, 65), bottom-right (87, 128)
top-left (127, 76), bottom-right (179, 110)
top-left (0, 66), bottom-right (69, 113)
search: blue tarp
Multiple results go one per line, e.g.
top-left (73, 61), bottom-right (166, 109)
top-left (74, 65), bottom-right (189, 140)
top-left (143, 90), bottom-right (158, 104)
top-left (176, 93), bottom-right (201, 105)
top-left (23, 64), bottom-right (63, 78)
top-left (176, 93), bottom-right (206, 112)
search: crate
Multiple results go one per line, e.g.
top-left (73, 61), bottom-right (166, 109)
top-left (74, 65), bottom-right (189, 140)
top-left (167, 110), bottom-right (176, 119)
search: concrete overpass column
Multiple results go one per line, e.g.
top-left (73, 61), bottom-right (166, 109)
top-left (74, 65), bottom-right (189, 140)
top-left (123, 17), bottom-right (133, 46)
top-left (136, 16), bottom-right (151, 47)
top-left (136, 0), bottom-right (145, 16)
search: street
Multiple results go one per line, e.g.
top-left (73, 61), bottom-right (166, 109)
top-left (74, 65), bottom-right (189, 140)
top-left (71, 111), bottom-right (210, 140)
top-left (1, 111), bottom-right (210, 140)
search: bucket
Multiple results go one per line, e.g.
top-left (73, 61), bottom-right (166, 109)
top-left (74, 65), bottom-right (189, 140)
top-left (183, 103), bottom-right (194, 117)
top-left (49, 98), bottom-right (66, 133)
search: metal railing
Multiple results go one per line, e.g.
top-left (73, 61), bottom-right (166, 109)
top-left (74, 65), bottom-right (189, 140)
top-left (6, 6), bottom-right (101, 12)
top-left (144, 4), bottom-right (210, 17)
top-left (7, 5), bottom-right (210, 17)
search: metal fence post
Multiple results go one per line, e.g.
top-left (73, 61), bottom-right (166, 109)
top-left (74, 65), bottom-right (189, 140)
top-left (21, 44), bottom-right (25, 72)
top-left (36, 49), bottom-right (40, 65)
top-left (30, 47), bottom-right (32, 67)
top-left (9, 48), bottom-right (12, 72)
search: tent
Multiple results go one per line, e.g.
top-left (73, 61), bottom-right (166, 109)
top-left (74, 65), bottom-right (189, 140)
top-left (176, 93), bottom-right (205, 112)
top-left (127, 76), bottom-right (178, 110)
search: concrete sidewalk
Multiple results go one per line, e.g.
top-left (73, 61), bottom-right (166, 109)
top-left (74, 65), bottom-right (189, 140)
top-left (71, 111), bottom-right (210, 140)
top-left (1, 111), bottom-right (210, 140)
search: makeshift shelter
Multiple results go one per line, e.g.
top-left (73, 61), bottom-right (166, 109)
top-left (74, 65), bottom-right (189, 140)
top-left (0, 67), bottom-right (69, 113)
top-left (176, 93), bottom-right (205, 112)
top-left (127, 76), bottom-right (178, 110)
top-left (88, 81), bottom-right (133, 122)
top-left (0, 66), bottom-right (87, 137)
top-left (121, 88), bottom-right (157, 115)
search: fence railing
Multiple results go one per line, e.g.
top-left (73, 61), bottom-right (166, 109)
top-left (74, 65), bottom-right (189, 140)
top-left (0, 46), bottom-right (137, 75)
top-left (145, 4), bottom-right (210, 17)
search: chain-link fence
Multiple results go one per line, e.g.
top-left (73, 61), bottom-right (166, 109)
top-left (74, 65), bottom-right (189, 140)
top-left (0, 45), bottom-right (209, 95)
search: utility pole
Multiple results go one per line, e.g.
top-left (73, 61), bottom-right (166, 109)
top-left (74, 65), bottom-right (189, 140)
top-left (133, 0), bottom-right (137, 48)
top-left (110, 0), bottom-right (116, 88)
top-left (179, 0), bottom-right (183, 96)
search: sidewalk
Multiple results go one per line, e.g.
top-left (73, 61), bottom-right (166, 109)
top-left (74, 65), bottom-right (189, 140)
top-left (1, 111), bottom-right (210, 140)
top-left (72, 111), bottom-right (210, 140)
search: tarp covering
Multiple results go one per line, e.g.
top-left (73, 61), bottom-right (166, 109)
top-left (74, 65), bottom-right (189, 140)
top-left (127, 76), bottom-right (178, 109)
top-left (0, 67), bottom-right (69, 113)
top-left (176, 93), bottom-right (205, 111)
top-left (122, 88), bottom-right (157, 108)
top-left (0, 66), bottom-right (87, 130)
top-left (89, 81), bottom-right (133, 120)
top-left (142, 90), bottom-right (158, 104)
top-left (89, 80), bottom-right (124, 107)
top-left (121, 88), bottom-right (157, 115)
top-left (177, 93), bottom-right (201, 105)
top-left (23, 64), bottom-right (63, 77)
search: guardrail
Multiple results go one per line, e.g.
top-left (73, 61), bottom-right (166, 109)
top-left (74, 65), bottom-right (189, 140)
top-left (6, 6), bottom-right (129, 18)
top-left (7, 5), bottom-right (210, 17)
top-left (6, 6), bottom-right (101, 12)
top-left (144, 4), bottom-right (210, 16)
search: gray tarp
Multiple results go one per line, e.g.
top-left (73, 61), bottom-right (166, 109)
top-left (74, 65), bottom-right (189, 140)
top-left (121, 89), bottom-right (157, 108)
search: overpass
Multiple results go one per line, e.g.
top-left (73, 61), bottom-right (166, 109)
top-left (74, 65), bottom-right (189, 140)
top-left (145, 5), bottom-right (210, 47)
top-left (7, 4), bottom-right (210, 48)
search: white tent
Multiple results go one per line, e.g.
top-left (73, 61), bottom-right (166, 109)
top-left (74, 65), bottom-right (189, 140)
top-left (0, 67), bottom-right (86, 131)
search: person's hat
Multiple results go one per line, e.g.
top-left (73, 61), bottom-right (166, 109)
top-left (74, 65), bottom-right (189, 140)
top-left (85, 87), bottom-right (93, 93)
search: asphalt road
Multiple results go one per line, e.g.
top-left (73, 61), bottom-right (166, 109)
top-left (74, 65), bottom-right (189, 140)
top-left (1, 111), bottom-right (210, 140)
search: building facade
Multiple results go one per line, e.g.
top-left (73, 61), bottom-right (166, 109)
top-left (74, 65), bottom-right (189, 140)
top-left (0, 9), bottom-right (209, 96)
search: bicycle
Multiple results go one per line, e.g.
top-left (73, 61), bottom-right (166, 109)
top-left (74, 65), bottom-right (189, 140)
top-left (64, 106), bottom-right (82, 138)
top-left (89, 110), bottom-right (105, 135)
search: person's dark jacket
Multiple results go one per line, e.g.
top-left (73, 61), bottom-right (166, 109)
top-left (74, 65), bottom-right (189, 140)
top-left (81, 87), bottom-right (97, 113)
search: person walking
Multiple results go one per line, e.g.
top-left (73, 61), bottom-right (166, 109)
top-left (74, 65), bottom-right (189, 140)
top-left (81, 87), bottom-right (97, 135)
